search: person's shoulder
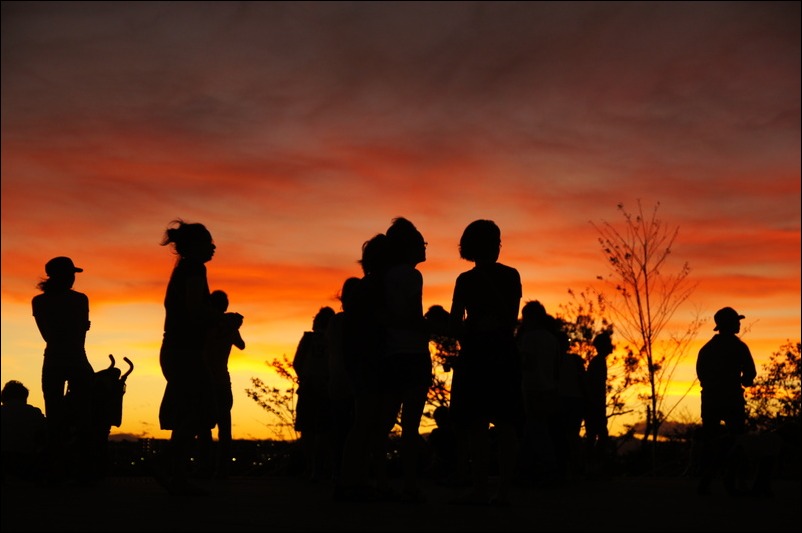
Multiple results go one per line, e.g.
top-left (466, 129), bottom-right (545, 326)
top-left (495, 263), bottom-right (522, 285)
top-left (23, 404), bottom-right (45, 418)
top-left (698, 335), bottom-right (718, 349)
top-left (495, 262), bottom-right (520, 275)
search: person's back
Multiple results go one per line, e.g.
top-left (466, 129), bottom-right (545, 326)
top-left (697, 335), bottom-right (756, 404)
top-left (32, 290), bottom-right (90, 358)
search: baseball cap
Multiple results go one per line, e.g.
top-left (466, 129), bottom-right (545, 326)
top-left (45, 256), bottom-right (83, 277)
top-left (713, 307), bottom-right (745, 331)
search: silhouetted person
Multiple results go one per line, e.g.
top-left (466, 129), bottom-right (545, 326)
top-left (325, 277), bottom-right (361, 485)
top-left (1, 380), bottom-right (47, 483)
top-left (198, 289), bottom-right (245, 479)
top-left (337, 233), bottom-right (393, 501)
top-left (448, 219), bottom-right (522, 506)
top-left (517, 300), bottom-right (561, 486)
top-left (32, 256), bottom-right (94, 484)
top-left (696, 306), bottom-right (756, 496)
top-left (556, 339), bottom-right (586, 482)
top-left (379, 217), bottom-right (432, 503)
top-left (585, 330), bottom-right (614, 478)
top-left (293, 306), bottom-right (336, 481)
top-left (425, 405), bottom-right (461, 485)
top-left (157, 219), bottom-right (241, 495)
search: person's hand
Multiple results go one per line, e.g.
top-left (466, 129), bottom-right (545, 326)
top-left (229, 312), bottom-right (244, 328)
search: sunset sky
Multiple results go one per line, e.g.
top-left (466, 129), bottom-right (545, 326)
top-left (2, 1), bottom-right (799, 441)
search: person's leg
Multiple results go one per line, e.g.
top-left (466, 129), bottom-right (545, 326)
top-left (67, 362), bottom-right (97, 483)
top-left (468, 421), bottom-right (491, 499)
top-left (217, 415), bottom-right (232, 479)
top-left (339, 392), bottom-right (369, 490)
top-left (41, 361), bottom-right (68, 483)
top-left (698, 418), bottom-right (721, 494)
top-left (494, 421), bottom-right (519, 504)
top-left (399, 384), bottom-right (428, 500)
top-left (721, 407), bottom-right (747, 495)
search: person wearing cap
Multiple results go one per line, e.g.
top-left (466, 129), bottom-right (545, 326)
top-left (32, 256), bottom-right (94, 483)
top-left (695, 306), bottom-right (757, 495)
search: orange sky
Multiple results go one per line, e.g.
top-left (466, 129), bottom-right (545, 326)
top-left (2, 2), bottom-right (800, 441)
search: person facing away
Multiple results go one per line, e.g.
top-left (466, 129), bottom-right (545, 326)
top-left (516, 300), bottom-right (562, 486)
top-left (336, 233), bottom-right (393, 501)
top-left (696, 306), bottom-right (757, 495)
top-left (199, 289), bottom-right (245, 479)
top-left (584, 330), bottom-right (614, 477)
top-left (32, 256), bottom-right (95, 484)
top-left (448, 219), bottom-right (523, 506)
top-left (555, 328), bottom-right (586, 482)
top-left (157, 219), bottom-right (242, 495)
top-left (293, 305), bottom-right (336, 481)
top-left (1, 380), bottom-right (47, 483)
top-left (379, 216), bottom-right (432, 503)
top-left (325, 277), bottom-right (361, 486)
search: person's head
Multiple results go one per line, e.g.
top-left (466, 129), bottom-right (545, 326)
top-left (312, 306), bottom-right (336, 332)
top-left (338, 277), bottom-right (362, 313)
top-left (459, 219), bottom-right (501, 264)
top-left (425, 305), bottom-right (450, 336)
top-left (359, 233), bottom-right (389, 276)
top-left (521, 300), bottom-right (547, 321)
top-left (37, 256), bottom-right (83, 292)
top-left (386, 217), bottom-right (426, 267)
top-left (592, 330), bottom-right (614, 357)
top-left (433, 405), bottom-right (451, 427)
top-left (1, 380), bottom-right (30, 405)
top-left (161, 219), bottom-right (215, 263)
top-left (210, 290), bottom-right (229, 312)
top-left (713, 306), bottom-right (745, 334)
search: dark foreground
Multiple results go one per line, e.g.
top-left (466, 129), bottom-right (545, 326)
top-left (2, 474), bottom-right (800, 532)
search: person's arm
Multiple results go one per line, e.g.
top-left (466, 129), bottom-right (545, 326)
top-left (741, 343), bottom-right (757, 387)
top-left (32, 298), bottom-right (51, 343)
top-left (293, 333), bottom-right (311, 378)
top-left (232, 330), bottom-right (245, 351)
top-left (448, 276), bottom-right (467, 342)
top-left (222, 312), bottom-right (246, 350)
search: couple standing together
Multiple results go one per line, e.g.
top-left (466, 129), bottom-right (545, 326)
top-left (332, 217), bottom-right (521, 505)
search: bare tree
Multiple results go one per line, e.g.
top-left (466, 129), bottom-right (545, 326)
top-left (245, 354), bottom-right (298, 441)
top-left (592, 201), bottom-right (700, 452)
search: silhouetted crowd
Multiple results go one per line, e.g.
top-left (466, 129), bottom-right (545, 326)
top-left (2, 217), bottom-right (765, 503)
